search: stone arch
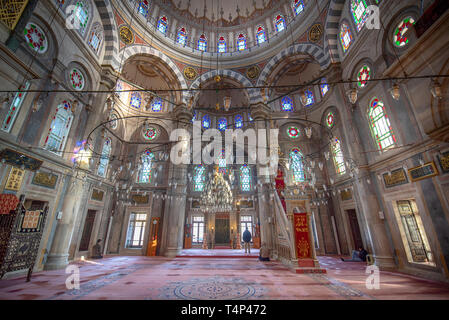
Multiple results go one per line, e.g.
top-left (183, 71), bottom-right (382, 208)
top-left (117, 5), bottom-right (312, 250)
top-left (257, 43), bottom-right (331, 88)
top-left (188, 69), bottom-right (258, 104)
top-left (323, 0), bottom-right (346, 65)
top-left (93, 0), bottom-right (120, 69)
top-left (118, 45), bottom-right (188, 102)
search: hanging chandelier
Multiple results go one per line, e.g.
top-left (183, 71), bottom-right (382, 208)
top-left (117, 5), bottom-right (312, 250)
top-left (200, 166), bottom-right (234, 213)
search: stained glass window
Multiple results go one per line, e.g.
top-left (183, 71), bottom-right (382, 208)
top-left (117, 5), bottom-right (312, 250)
top-left (218, 118), bottom-right (227, 131)
top-left (237, 34), bottom-right (246, 51)
top-left (368, 98), bottom-right (396, 151)
top-left (70, 68), bottom-right (85, 91)
top-left (256, 26), bottom-right (266, 44)
top-left (219, 149), bottom-right (227, 173)
top-left (75, 1), bottom-right (89, 35)
top-left (290, 149), bottom-right (305, 183)
top-left (88, 24), bottom-right (103, 53)
top-left (143, 127), bottom-right (158, 140)
top-left (2, 82), bottom-right (29, 133)
top-left (98, 138), bottom-right (111, 177)
top-left (320, 78), bottom-right (329, 97)
top-left (202, 115), bottom-right (211, 129)
top-left (157, 16), bottom-right (168, 34)
top-left (193, 165), bottom-right (206, 192)
top-left (350, 0), bottom-right (369, 32)
top-left (23, 23), bottom-right (48, 53)
top-left (357, 65), bottom-right (371, 88)
top-left (340, 23), bottom-right (353, 52)
top-left (281, 96), bottom-right (294, 111)
top-left (218, 36), bottom-right (227, 53)
top-left (109, 113), bottom-right (118, 130)
top-left (198, 34), bottom-right (207, 52)
top-left (235, 115), bottom-right (243, 129)
top-left (303, 90), bottom-right (315, 107)
top-left (275, 15), bottom-right (286, 32)
top-left (130, 92), bottom-right (142, 109)
top-left (332, 138), bottom-right (346, 175)
top-left (293, 0), bottom-right (304, 16)
top-left (151, 98), bottom-right (162, 112)
top-left (138, 0), bottom-right (150, 18)
top-left (240, 165), bottom-right (252, 192)
top-left (137, 150), bottom-right (155, 183)
top-left (44, 101), bottom-right (73, 155)
top-left (192, 110), bottom-right (197, 123)
top-left (287, 126), bottom-right (300, 139)
top-left (177, 27), bottom-right (187, 46)
top-left (394, 17), bottom-right (415, 47)
top-left (248, 113), bottom-right (254, 122)
top-left (327, 112), bottom-right (335, 128)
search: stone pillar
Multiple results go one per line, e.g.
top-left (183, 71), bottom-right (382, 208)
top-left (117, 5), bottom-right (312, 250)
top-left (45, 172), bottom-right (86, 270)
top-left (162, 104), bottom-right (192, 257)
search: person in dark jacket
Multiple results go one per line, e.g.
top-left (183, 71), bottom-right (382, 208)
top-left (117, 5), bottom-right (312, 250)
top-left (243, 228), bottom-right (252, 254)
top-left (341, 247), bottom-right (368, 262)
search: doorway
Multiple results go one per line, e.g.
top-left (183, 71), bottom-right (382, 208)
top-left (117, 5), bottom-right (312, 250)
top-left (215, 217), bottom-right (230, 246)
top-left (79, 210), bottom-right (97, 252)
top-left (346, 209), bottom-right (364, 250)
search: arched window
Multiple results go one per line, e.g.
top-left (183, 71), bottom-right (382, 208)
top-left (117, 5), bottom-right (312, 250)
top-left (368, 98), bottom-right (396, 151)
top-left (320, 78), bottom-right (329, 97)
top-left (177, 27), bottom-right (187, 46)
top-left (256, 26), bottom-right (266, 44)
top-left (292, 0), bottom-right (304, 16)
top-left (138, 0), bottom-right (150, 18)
top-left (237, 34), bottom-right (246, 51)
top-left (218, 36), bottom-right (226, 53)
top-left (350, 0), bottom-right (369, 32)
top-left (240, 165), bottom-right (252, 192)
top-left (218, 118), bottom-right (227, 131)
top-left (44, 101), bottom-right (74, 155)
top-left (97, 138), bottom-right (111, 177)
top-left (332, 138), bottom-right (346, 175)
top-left (193, 165), bottom-right (206, 192)
top-left (275, 15), bottom-right (286, 32)
top-left (198, 34), bottom-right (207, 52)
top-left (202, 115), bottom-right (211, 129)
top-left (340, 23), bottom-right (353, 52)
top-left (2, 82), bottom-right (30, 133)
top-left (130, 92), bottom-right (142, 109)
top-left (235, 115), bottom-right (243, 129)
top-left (290, 148), bottom-right (305, 183)
top-left (393, 17), bottom-right (415, 47)
top-left (74, 1), bottom-right (89, 35)
top-left (157, 16), bottom-right (168, 34)
top-left (150, 98), bottom-right (162, 112)
top-left (137, 150), bottom-right (155, 183)
top-left (281, 96), bottom-right (294, 111)
top-left (357, 65), bottom-right (371, 88)
top-left (88, 23), bottom-right (103, 53)
top-left (302, 89), bottom-right (315, 107)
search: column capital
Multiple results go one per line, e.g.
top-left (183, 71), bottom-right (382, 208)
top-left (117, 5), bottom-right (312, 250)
top-left (174, 104), bottom-right (193, 127)
top-left (250, 103), bottom-right (271, 121)
top-left (100, 66), bottom-right (120, 90)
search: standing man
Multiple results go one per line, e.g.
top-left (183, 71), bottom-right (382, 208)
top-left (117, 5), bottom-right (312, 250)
top-left (243, 227), bottom-right (252, 254)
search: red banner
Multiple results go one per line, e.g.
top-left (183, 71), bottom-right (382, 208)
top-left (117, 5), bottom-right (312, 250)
top-left (0, 194), bottom-right (19, 215)
top-left (294, 213), bottom-right (312, 259)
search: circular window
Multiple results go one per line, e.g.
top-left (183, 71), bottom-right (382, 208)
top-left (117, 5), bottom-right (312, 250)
top-left (143, 127), bottom-right (158, 140)
top-left (109, 113), bottom-right (118, 130)
top-left (24, 23), bottom-right (48, 53)
top-left (287, 126), bottom-right (300, 139)
top-left (393, 17), bottom-right (415, 47)
top-left (357, 65), bottom-right (371, 88)
top-left (70, 68), bottom-right (85, 91)
top-left (326, 112), bottom-right (335, 128)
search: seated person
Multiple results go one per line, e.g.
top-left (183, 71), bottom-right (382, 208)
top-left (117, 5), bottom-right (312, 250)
top-left (259, 243), bottom-right (270, 262)
top-left (341, 247), bottom-right (368, 262)
top-left (91, 239), bottom-right (103, 259)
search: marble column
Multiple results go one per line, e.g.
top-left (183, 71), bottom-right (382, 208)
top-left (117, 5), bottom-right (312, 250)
top-left (45, 172), bottom-right (86, 270)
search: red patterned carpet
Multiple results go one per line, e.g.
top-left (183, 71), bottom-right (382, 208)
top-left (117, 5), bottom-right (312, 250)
top-left (0, 254), bottom-right (449, 300)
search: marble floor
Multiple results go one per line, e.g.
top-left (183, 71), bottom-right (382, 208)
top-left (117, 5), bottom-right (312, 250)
top-left (1, 253), bottom-right (449, 300)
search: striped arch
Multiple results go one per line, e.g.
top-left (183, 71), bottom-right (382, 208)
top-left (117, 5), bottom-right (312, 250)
top-left (257, 43), bottom-right (331, 89)
top-left (188, 69), bottom-right (258, 104)
top-left (94, 0), bottom-right (120, 69)
top-left (119, 45), bottom-right (188, 102)
top-left (323, 0), bottom-right (346, 64)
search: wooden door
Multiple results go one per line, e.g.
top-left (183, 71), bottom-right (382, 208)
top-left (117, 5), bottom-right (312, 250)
top-left (79, 210), bottom-right (96, 252)
top-left (215, 218), bottom-right (230, 245)
top-left (147, 218), bottom-right (160, 256)
top-left (347, 210), bottom-right (364, 250)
